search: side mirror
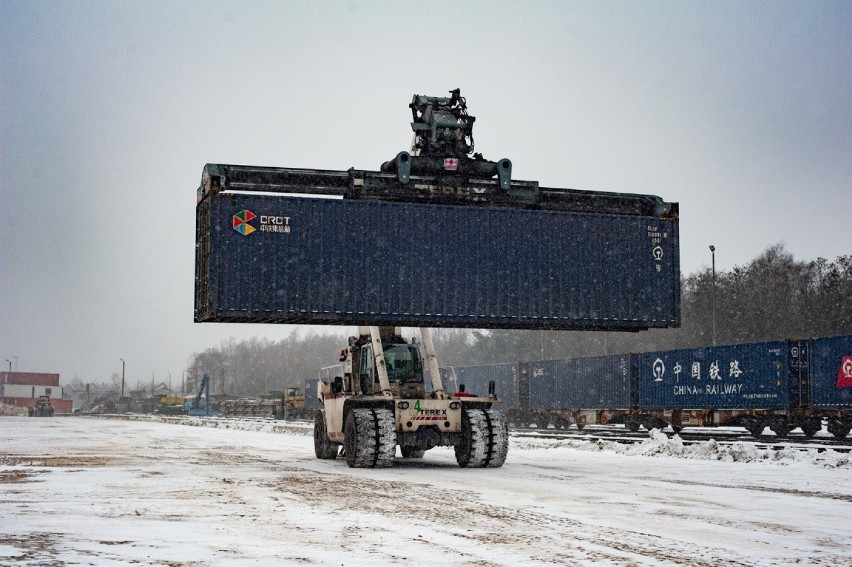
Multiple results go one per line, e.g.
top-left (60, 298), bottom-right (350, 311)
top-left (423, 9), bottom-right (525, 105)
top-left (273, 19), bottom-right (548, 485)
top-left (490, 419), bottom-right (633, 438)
top-left (332, 376), bottom-right (343, 395)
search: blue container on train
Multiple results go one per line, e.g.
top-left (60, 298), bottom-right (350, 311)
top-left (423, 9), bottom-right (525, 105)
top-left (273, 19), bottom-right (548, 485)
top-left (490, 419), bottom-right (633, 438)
top-left (810, 334), bottom-right (852, 408)
top-left (196, 194), bottom-right (680, 331)
top-left (528, 355), bottom-right (633, 409)
top-left (639, 341), bottom-right (788, 409)
top-left (443, 363), bottom-right (520, 409)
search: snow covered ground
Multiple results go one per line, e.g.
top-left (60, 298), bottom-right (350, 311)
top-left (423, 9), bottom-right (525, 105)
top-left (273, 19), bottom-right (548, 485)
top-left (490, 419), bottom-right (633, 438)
top-left (1, 416), bottom-right (850, 566)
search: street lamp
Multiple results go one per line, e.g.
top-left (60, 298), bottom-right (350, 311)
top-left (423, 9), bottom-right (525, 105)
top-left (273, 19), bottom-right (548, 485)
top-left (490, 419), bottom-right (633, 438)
top-left (709, 245), bottom-right (716, 346)
top-left (120, 358), bottom-right (125, 400)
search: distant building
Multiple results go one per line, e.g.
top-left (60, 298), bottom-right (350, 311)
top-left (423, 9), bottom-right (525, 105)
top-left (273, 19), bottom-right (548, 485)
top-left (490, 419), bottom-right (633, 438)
top-left (0, 372), bottom-right (73, 413)
top-left (62, 383), bottom-right (119, 412)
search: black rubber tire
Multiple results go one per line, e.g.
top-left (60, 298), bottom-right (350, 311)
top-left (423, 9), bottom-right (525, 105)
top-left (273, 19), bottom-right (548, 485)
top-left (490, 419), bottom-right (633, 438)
top-left (534, 415), bottom-right (550, 430)
top-left (313, 410), bottom-right (339, 459)
top-left (344, 408), bottom-right (396, 468)
top-left (400, 447), bottom-right (426, 459)
top-left (575, 423), bottom-right (585, 431)
top-left (626, 419), bottom-right (640, 432)
top-left (455, 409), bottom-right (509, 468)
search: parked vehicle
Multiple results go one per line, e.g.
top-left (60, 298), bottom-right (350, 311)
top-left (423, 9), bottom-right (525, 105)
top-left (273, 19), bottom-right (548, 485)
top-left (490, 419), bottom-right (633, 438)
top-left (28, 395), bottom-right (54, 417)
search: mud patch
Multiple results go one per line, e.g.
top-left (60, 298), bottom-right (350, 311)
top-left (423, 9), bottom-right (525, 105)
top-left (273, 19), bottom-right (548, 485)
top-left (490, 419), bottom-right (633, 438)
top-left (0, 455), bottom-right (116, 467)
top-left (0, 469), bottom-right (46, 484)
top-left (0, 532), bottom-right (63, 565)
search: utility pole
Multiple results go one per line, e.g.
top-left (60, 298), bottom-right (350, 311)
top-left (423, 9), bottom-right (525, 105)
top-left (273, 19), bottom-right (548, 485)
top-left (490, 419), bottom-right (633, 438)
top-left (709, 245), bottom-right (717, 346)
top-left (120, 358), bottom-right (125, 400)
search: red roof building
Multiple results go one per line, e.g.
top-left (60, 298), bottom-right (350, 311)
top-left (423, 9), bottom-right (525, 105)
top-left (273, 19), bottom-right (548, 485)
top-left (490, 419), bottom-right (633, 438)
top-left (1, 371), bottom-right (72, 413)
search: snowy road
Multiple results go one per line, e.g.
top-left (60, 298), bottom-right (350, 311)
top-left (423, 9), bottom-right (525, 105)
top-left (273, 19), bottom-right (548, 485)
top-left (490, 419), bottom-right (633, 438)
top-left (1, 416), bottom-right (850, 566)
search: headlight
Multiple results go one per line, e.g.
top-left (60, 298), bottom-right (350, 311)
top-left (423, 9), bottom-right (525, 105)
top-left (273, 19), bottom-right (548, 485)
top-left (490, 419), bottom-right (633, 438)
top-left (449, 401), bottom-right (460, 410)
top-left (398, 401), bottom-right (410, 409)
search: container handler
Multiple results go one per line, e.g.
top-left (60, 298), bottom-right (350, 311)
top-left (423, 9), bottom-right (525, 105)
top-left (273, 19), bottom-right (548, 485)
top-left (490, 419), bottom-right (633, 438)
top-left (314, 326), bottom-right (508, 468)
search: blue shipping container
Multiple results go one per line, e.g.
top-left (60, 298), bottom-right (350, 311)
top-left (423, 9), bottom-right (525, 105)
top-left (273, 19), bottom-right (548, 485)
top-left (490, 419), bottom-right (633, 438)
top-left (811, 335), bottom-right (852, 408)
top-left (444, 363), bottom-right (520, 409)
top-left (528, 355), bottom-right (632, 409)
top-left (639, 341), bottom-right (788, 410)
top-left (196, 194), bottom-right (680, 331)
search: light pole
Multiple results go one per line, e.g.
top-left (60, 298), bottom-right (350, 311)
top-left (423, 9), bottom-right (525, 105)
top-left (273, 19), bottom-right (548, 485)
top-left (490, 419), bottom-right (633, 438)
top-left (709, 245), bottom-right (716, 346)
top-left (4, 359), bottom-right (10, 373)
top-left (120, 358), bottom-right (125, 400)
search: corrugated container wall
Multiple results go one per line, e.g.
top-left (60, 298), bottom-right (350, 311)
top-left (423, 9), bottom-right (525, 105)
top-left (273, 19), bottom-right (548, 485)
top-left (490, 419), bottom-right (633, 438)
top-left (810, 335), bottom-right (852, 408)
top-left (639, 342), bottom-right (789, 410)
top-left (196, 195), bottom-right (680, 331)
top-left (528, 354), bottom-right (633, 409)
top-left (442, 363), bottom-right (520, 409)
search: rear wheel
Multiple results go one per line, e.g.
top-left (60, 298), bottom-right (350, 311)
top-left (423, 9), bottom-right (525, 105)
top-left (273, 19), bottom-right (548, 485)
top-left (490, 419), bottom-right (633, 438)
top-left (344, 408), bottom-right (396, 468)
top-left (455, 409), bottom-right (508, 468)
top-left (313, 410), bottom-right (339, 459)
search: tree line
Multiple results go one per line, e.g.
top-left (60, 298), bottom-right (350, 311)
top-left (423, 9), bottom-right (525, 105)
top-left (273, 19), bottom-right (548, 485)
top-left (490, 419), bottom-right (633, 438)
top-left (187, 244), bottom-right (851, 395)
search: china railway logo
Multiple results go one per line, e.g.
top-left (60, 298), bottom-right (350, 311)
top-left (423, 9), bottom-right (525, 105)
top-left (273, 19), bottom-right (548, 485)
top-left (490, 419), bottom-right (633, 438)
top-left (839, 356), bottom-right (852, 388)
top-left (652, 358), bottom-right (665, 382)
top-left (233, 210), bottom-right (256, 236)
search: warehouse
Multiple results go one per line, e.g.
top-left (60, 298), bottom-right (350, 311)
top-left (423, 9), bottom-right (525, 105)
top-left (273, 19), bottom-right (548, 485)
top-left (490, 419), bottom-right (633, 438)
top-left (0, 371), bottom-right (72, 413)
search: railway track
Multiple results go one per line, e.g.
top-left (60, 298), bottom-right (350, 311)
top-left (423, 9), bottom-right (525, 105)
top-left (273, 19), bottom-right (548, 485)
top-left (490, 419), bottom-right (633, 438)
top-left (511, 424), bottom-right (852, 453)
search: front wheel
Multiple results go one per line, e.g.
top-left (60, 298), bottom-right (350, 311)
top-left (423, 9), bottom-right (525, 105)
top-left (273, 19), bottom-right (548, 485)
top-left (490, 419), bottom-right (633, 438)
top-left (455, 409), bottom-right (508, 468)
top-left (314, 410), bottom-right (339, 459)
top-left (344, 408), bottom-right (396, 468)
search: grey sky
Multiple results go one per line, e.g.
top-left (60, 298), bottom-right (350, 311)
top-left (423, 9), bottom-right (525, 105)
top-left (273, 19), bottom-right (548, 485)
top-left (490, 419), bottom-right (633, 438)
top-left (1, 1), bottom-right (850, 386)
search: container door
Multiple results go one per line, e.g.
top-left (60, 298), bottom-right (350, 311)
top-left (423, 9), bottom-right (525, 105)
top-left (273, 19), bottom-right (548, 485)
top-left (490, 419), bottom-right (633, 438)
top-left (788, 340), bottom-right (811, 407)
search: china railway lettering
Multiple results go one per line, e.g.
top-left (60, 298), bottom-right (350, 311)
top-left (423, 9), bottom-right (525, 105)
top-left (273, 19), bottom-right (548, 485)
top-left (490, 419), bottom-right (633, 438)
top-left (674, 383), bottom-right (744, 396)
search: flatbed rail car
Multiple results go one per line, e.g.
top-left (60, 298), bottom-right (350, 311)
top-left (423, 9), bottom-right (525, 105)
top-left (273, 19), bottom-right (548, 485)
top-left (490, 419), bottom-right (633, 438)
top-left (442, 334), bottom-right (852, 438)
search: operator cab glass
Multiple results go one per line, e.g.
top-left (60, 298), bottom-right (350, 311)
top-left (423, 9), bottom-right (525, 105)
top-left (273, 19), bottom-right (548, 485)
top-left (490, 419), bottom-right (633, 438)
top-left (360, 343), bottom-right (424, 385)
top-left (383, 344), bottom-right (424, 384)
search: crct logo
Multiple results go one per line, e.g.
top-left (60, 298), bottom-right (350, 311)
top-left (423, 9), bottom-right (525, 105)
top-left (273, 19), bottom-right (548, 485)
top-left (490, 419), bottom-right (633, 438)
top-left (233, 210), bottom-right (256, 235)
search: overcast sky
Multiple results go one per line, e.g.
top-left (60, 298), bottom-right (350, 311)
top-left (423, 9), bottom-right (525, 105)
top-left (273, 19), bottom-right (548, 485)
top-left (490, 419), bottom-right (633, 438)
top-left (1, 1), bottom-right (850, 386)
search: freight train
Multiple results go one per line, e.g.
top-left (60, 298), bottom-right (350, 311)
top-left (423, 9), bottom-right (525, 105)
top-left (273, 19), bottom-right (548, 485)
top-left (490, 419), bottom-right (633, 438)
top-left (436, 335), bottom-right (852, 439)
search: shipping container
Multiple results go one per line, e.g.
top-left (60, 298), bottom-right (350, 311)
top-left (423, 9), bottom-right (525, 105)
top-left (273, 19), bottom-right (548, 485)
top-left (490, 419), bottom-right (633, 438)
top-left (528, 354), bottom-right (633, 409)
top-left (443, 363), bottom-right (520, 409)
top-left (810, 335), bottom-right (852, 408)
top-left (638, 342), bottom-right (788, 410)
top-left (195, 194), bottom-right (680, 331)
